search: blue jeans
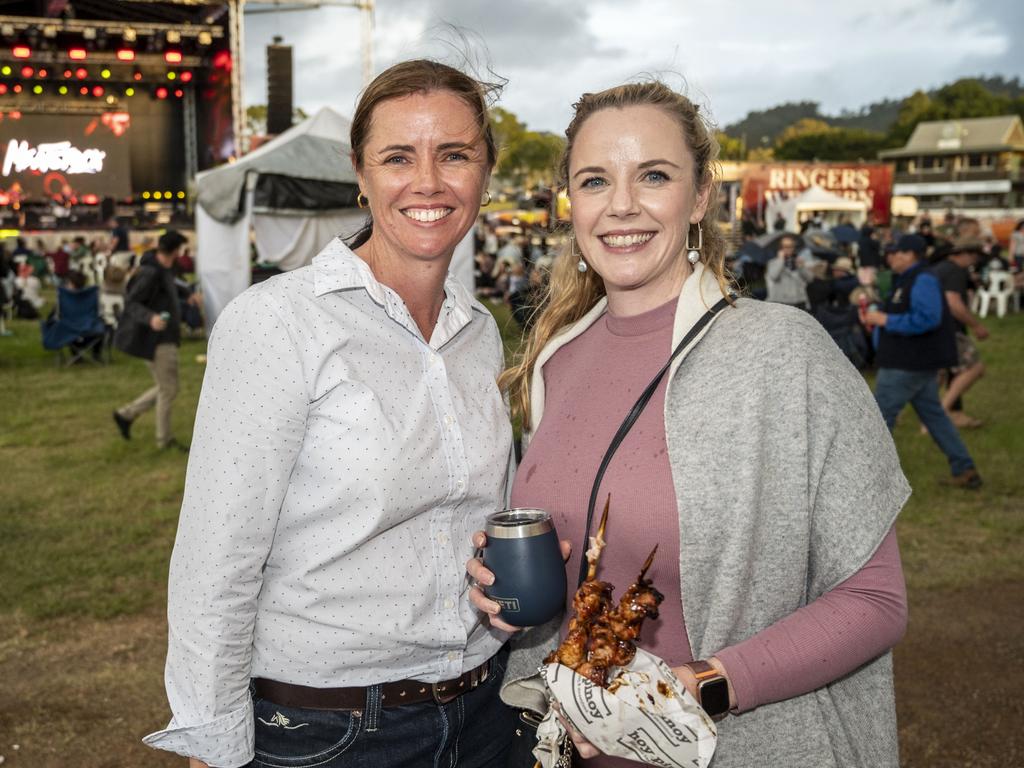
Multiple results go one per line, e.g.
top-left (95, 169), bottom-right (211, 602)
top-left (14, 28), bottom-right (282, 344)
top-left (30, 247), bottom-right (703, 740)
top-left (245, 648), bottom-right (514, 768)
top-left (874, 368), bottom-right (975, 475)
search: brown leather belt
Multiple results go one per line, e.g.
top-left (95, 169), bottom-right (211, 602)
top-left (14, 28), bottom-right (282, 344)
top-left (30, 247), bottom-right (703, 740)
top-left (253, 657), bottom-right (491, 710)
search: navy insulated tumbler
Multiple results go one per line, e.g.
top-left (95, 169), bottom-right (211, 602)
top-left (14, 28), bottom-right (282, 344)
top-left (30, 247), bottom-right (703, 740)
top-left (483, 509), bottom-right (567, 627)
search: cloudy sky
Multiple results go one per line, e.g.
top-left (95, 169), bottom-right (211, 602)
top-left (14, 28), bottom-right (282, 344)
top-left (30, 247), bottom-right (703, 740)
top-left (242, 0), bottom-right (1023, 134)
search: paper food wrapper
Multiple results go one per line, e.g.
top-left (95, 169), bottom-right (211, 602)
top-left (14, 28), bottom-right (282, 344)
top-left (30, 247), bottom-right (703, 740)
top-left (533, 648), bottom-right (717, 768)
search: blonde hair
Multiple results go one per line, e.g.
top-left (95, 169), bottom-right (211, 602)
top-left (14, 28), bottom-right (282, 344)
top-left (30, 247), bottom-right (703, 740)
top-left (500, 82), bottom-right (732, 428)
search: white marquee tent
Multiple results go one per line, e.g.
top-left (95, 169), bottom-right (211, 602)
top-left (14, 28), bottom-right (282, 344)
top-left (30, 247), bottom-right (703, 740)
top-left (194, 106), bottom-right (475, 328)
top-left (765, 185), bottom-right (868, 233)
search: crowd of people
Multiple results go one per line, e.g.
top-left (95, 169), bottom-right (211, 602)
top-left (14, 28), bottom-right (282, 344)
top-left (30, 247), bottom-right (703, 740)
top-left (466, 208), bottom-right (1014, 500)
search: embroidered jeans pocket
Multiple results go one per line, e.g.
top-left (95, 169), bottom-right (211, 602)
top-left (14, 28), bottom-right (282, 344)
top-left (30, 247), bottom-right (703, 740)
top-left (252, 698), bottom-right (362, 768)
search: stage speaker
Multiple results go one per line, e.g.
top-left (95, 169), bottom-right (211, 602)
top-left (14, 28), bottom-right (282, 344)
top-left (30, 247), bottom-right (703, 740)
top-left (266, 39), bottom-right (293, 136)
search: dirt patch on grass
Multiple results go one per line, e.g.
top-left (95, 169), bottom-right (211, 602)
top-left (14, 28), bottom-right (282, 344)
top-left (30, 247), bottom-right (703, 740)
top-left (1, 582), bottom-right (1020, 767)
top-left (895, 580), bottom-right (1024, 767)
top-left (0, 611), bottom-right (177, 768)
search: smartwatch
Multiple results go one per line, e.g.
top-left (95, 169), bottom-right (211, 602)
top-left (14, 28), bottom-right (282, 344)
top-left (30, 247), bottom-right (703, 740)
top-left (685, 659), bottom-right (730, 721)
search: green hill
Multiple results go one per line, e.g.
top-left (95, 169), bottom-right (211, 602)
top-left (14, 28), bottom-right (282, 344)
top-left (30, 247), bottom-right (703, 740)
top-left (724, 75), bottom-right (1024, 146)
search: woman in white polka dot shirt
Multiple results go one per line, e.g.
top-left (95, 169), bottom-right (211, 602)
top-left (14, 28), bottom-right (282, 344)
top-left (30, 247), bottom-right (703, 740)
top-left (145, 60), bottom-right (517, 768)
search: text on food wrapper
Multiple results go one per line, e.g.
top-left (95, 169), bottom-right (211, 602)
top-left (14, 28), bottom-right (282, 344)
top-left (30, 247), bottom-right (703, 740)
top-left (2, 139), bottom-right (106, 176)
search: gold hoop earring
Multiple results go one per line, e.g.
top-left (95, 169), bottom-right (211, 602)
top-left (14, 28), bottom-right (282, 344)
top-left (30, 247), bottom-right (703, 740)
top-left (481, 190), bottom-right (491, 206)
top-left (357, 192), bottom-right (369, 209)
top-left (686, 222), bottom-right (703, 264)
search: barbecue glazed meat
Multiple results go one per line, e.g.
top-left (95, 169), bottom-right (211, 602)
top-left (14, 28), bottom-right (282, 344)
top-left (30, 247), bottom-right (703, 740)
top-left (544, 578), bottom-right (613, 669)
top-left (583, 548), bottom-right (664, 681)
top-left (545, 498), bottom-right (663, 688)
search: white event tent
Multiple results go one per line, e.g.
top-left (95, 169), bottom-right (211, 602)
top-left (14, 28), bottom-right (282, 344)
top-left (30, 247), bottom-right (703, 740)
top-left (765, 185), bottom-right (868, 233)
top-left (194, 106), bottom-right (475, 328)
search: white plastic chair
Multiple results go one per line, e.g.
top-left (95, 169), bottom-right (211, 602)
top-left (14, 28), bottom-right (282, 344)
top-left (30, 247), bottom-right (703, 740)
top-left (93, 252), bottom-right (108, 287)
top-left (977, 271), bottom-right (1018, 318)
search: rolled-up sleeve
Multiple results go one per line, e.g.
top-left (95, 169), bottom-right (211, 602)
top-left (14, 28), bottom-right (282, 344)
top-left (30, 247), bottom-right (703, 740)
top-left (143, 289), bottom-right (309, 767)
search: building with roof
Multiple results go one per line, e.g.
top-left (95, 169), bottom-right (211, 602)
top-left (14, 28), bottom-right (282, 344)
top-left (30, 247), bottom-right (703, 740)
top-left (879, 115), bottom-right (1024, 212)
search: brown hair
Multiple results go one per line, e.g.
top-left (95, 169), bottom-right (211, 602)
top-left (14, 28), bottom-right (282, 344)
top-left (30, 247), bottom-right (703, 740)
top-left (500, 82), bottom-right (732, 428)
top-left (350, 59), bottom-right (500, 170)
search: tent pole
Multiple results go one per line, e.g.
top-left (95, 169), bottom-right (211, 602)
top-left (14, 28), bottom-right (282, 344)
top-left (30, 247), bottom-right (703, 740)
top-left (229, 0), bottom-right (246, 157)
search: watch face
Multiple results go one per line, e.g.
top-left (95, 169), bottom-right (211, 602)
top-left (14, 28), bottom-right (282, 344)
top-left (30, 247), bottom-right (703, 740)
top-left (699, 677), bottom-right (731, 718)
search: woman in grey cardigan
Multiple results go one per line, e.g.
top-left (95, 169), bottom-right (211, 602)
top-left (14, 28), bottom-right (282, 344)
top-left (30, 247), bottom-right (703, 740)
top-left (468, 82), bottom-right (909, 767)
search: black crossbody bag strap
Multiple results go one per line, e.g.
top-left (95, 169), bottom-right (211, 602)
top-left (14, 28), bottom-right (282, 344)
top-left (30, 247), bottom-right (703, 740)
top-left (576, 296), bottom-right (731, 588)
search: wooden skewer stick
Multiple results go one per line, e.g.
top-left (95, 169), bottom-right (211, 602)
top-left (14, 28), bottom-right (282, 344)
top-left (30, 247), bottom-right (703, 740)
top-left (585, 494), bottom-right (611, 581)
top-left (638, 544), bottom-right (658, 581)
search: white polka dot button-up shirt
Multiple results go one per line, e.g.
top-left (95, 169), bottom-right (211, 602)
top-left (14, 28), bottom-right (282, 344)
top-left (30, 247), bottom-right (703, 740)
top-left (144, 239), bottom-right (513, 767)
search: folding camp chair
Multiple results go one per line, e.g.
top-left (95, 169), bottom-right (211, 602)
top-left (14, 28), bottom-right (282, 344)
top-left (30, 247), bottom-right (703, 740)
top-left (41, 285), bottom-right (110, 366)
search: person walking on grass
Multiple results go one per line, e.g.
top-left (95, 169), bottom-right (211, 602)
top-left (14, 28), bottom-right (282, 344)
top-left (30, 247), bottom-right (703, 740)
top-left (931, 237), bottom-right (989, 429)
top-left (112, 230), bottom-right (197, 451)
top-left (865, 234), bottom-right (982, 489)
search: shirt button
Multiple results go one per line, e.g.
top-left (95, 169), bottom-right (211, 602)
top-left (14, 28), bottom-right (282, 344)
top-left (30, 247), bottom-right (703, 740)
top-left (448, 651), bottom-right (459, 661)
top-left (456, 479), bottom-right (465, 489)
top-left (438, 533), bottom-right (448, 544)
top-left (444, 414), bottom-right (455, 427)
top-left (444, 598), bottom-right (455, 609)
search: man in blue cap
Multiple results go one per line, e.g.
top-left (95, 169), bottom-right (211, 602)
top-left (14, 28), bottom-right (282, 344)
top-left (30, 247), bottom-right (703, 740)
top-left (864, 234), bottom-right (981, 489)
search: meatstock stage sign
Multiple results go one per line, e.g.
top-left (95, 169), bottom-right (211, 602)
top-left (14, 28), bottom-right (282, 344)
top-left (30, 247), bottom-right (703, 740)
top-left (0, 112), bottom-right (131, 203)
top-left (741, 163), bottom-right (893, 224)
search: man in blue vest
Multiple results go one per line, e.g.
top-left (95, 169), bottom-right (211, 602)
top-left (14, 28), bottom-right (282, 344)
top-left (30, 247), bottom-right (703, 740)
top-left (864, 234), bottom-right (981, 489)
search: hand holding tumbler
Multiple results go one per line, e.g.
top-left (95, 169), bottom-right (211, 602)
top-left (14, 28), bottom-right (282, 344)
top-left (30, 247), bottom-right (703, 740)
top-left (482, 509), bottom-right (567, 627)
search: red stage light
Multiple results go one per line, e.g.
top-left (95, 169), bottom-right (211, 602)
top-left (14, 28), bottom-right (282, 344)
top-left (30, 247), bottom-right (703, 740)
top-left (37, 68), bottom-right (47, 78)
top-left (69, 47), bottom-right (87, 60)
top-left (174, 89), bottom-right (183, 98)
top-left (80, 86), bottom-right (88, 95)
top-left (164, 50), bottom-right (183, 64)
top-left (133, 69), bottom-right (143, 81)
top-left (92, 85), bottom-right (104, 97)
top-left (63, 69), bottom-right (72, 78)
top-left (116, 48), bottom-right (136, 62)
top-left (213, 50), bottom-right (232, 70)
top-left (20, 66), bottom-right (33, 78)
top-left (0, 84), bottom-right (7, 95)
top-left (180, 71), bottom-right (193, 83)
top-left (76, 68), bottom-right (87, 79)
top-left (82, 194), bottom-right (99, 205)
top-left (12, 84), bottom-right (22, 93)
top-left (156, 86), bottom-right (168, 99)
top-left (12, 45), bottom-right (31, 59)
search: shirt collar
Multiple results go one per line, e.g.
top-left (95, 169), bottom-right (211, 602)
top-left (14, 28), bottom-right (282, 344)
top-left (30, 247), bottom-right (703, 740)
top-left (311, 236), bottom-right (486, 345)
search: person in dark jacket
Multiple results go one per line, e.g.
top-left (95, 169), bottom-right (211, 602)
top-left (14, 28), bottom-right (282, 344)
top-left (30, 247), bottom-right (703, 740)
top-left (864, 234), bottom-right (981, 489)
top-left (112, 230), bottom-right (196, 450)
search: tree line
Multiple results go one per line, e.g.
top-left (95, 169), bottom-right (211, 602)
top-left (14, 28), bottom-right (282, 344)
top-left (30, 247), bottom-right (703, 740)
top-left (717, 76), bottom-right (1024, 163)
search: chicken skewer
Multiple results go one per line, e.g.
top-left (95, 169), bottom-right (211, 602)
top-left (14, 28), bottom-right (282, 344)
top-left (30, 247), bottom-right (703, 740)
top-left (546, 500), bottom-right (664, 687)
top-left (545, 497), bottom-right (613, 671)
top-left (580, 545), bottom-right (664, 684)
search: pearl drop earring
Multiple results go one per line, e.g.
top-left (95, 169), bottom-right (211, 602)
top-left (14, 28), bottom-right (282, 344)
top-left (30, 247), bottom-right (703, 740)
top-left (571, 235), bottom-right (587, 272)
top-left (686, 222), bottom-right (703, 265)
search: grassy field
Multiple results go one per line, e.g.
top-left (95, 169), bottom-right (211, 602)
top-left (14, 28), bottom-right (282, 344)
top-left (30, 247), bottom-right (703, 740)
top-left (0, 296), bottom-right (1021, 766)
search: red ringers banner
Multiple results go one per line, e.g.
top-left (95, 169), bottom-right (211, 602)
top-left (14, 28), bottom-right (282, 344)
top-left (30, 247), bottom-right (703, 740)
top-left (740, 162), bottom-right (893, 225)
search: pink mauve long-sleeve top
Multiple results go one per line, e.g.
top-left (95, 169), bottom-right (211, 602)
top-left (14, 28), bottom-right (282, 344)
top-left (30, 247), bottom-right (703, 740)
top-left (509, 298), bottom-right (906, 764)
